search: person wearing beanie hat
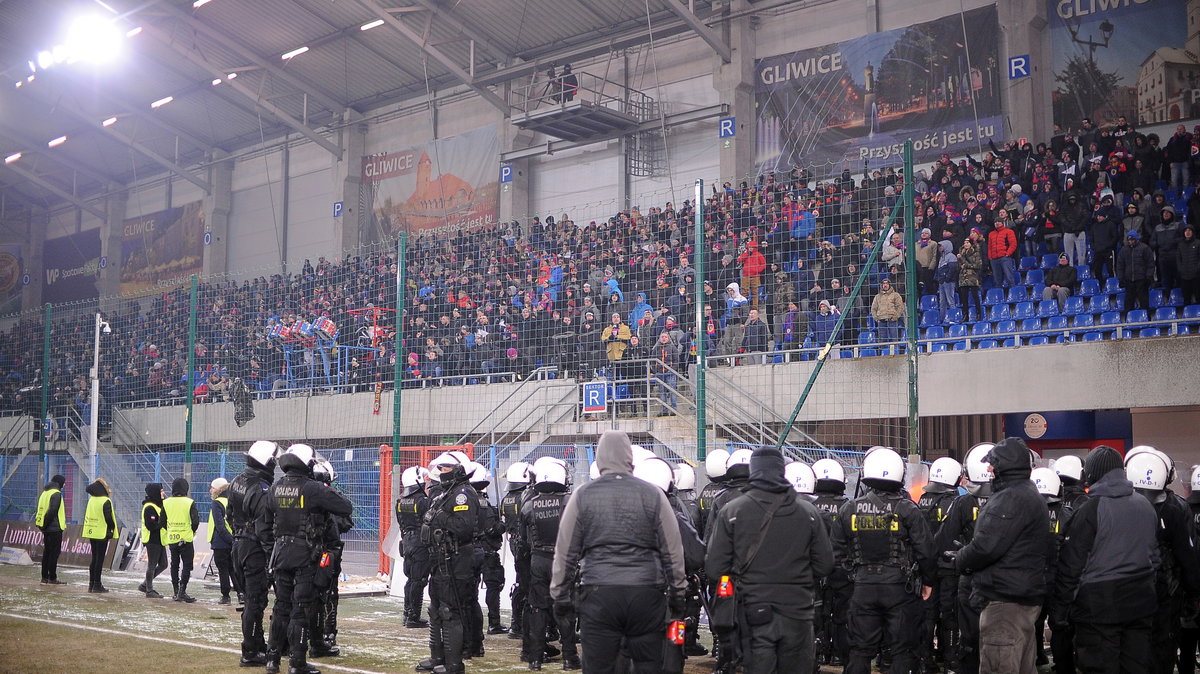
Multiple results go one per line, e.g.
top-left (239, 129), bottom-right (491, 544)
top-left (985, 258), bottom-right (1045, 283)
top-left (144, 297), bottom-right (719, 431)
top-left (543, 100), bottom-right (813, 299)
top-left (36, 474), bottom-right (68, 584)
top-left (140, 482), bottom-right (169, 598)
top-left (164, 477), bottom-right (200, 602)
top-left (209, 478), bottom-right (236, 605)
top-left (1179, 224), bottom-right (1200, 305)
top-left (1152, 203), bottom-right (1183, 290)
top-left (1043, 251), bottom-right (1078, 313)
top-left (1116, 228), bottom-right (1156, 312)
top-left (706, 447), bottom-right (834, 674)
top-left (956, 438), bottom-right (1051, 673)
top-left (916, 227), bottom-right (939, 296)
top-left (1051, 445), bottom-right (1159, 672)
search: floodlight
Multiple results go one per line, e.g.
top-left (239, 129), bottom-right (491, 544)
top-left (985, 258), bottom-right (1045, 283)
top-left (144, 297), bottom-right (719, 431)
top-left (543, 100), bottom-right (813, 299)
top-left (64, 15), bottom-right (124, 64)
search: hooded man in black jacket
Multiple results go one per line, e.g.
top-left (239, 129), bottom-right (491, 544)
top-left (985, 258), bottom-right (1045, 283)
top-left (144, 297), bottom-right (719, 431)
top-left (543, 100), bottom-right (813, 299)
top-left (706, 447), bottom-right (834, 674)
top-left (139, 482), bottom-right (169, 598)
top-left (1051, 446), bottom-right (1159, 674)
top-left (956, 438), bottom-right (1051, 674)
top-left (35, 474), bottom-right (66, 584)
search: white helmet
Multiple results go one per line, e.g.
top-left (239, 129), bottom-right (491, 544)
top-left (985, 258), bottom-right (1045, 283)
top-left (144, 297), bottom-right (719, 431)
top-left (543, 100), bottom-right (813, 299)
top-left (1127, 446), bottom-right (1175, 485)
top-left (431, 451), bottom-right (469, 472)
top-left (1053, 455), bottom-right (1083, 481)
top-left (401, 466), bottom-right (430, 488)
top-left (1192, 465), bottom-right (1200, 492)
top-left (532, 456), bottom-right (567, 478)
top-left (286, 443), bottom-right (316, 467)
top-left (861, 447), bottom-right (905, 485)
top-left (631, 445), bottom-right (656, 466)
top-left (1031, 467), bottom-right (1061, 497)
top-left (246, 440), bottom-right (280, 467)
top-left (535, 459), bottom-right (568, 487)
top-left (468, 462), bottom-right (491, 485)
top-left (928, 457), bottom-right (963, 487)
top-left (785, 462), bottom-right (816, 494)
top-left (964, 443), bottom-right (995, 483)
top-left (812, 458), bottom-right (845, 484)
top-left (633, 458), bottom-right (674, 493)
top-left (505, 462), bottom-right (531, 487)
top-left (314, 458), bottom-right (336, 482)
top-left (705, 449), bottom-right (730, 479)
top-left (1125, 449), bottom-right (1170, 491)
top-left (726, 448), bottom-right (753, 470)
top-left (588, 461), bottom-right (600, 480)
top-left (673, 463), bottom-right (696, 491)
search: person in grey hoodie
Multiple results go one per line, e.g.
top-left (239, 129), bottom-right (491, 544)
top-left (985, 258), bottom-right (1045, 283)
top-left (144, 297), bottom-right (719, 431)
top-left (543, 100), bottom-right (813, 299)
top-left (551, 430), bottom-right (685, 674)
top-left (1050, 446), bottom-right (1159, 673)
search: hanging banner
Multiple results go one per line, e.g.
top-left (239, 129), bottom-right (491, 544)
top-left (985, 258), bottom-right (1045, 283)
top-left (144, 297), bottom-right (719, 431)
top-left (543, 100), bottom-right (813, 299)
top-left (0, 243), bottom-right (22, 313)
top-left (754, 5), bottom-right (1001, 172)
top-left (42, 231), bottom-right (101, 303)
top-left (1048, 0), bottom-right (1190, 129)
top-left (120, 200), bottom-right (205, 295)
top-left (0, 520), bottom-right (121, 568)
top-left (363, 125), bottom-right (500, 237)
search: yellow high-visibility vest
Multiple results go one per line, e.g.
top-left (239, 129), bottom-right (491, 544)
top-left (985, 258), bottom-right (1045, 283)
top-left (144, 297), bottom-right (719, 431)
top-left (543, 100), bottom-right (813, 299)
top-left (163, 496), bottom-right (195, 544)
top-left (36, 488), bottom-right (66, 530)
top-left (207, 496), bottom-right (232, 542)
top-left (141, 502), bottom-right (165, 545)
top-left (82, 495), bottom-right (116, 540)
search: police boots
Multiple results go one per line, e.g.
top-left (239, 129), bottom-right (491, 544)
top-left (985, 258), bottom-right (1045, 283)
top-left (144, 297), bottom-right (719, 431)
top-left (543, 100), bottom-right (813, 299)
top-left (287, 657), bottom-right (320, 674)
top-left (405, 600), bottom-right (430, 629)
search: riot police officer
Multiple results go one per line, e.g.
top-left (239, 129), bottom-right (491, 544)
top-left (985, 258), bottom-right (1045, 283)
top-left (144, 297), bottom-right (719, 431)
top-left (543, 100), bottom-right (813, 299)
top-left (465, 462), bottom-right (503, 658)
top-left (832, 447), bottom-right (936, 674)
top-left (397, 465), bottom-right (433, 628)
top-left (310, 457), bottom-right (353, 659)
top-left (917, 457), bottom-right (962, 673)
top-left (226, 440), bottom-right (279, 667)
top-left (1181, 466), bottom-right (1200, 674)
top-left (500, 462), bottom-right (531, 644)
top-left (1031, 467), bottom-right (1074, 673)
top-left (264, 444), bottom-right (354, 674)
top-left (673, 463), bottom-right (700, 527)
top-left (417, 451), bottom-right (479, 674)
top-left (695, 448), bottom-right (730, 538)
top-left (811, 457), bottom-right (852, 668)
top-left (1053, 455), bottom-right (1089, 511)
top-left (706, 449), bottom-right (752, 674)
top-left (934, 442), bottom-right (994, 674)
top-left (522, 458), bottom-right (581, 671)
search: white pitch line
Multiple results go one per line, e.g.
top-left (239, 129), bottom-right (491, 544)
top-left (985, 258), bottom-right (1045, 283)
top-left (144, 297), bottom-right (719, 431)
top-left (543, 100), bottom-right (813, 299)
top-left (0, 612), bottom-right (384, 674)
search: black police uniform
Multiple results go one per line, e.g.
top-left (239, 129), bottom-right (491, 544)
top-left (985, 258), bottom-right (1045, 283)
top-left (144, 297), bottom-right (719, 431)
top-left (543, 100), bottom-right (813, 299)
top-left (500, 483), bottom-right (530, 641)
top-left (418, 471), bottom-right (479, 674)
top-left (916, 482), bottom-right (960, 671)
top-left (397, 483), bottom-right (432, 627)
top-left (310, 481), bottom-right (353, 658)
top-left (668, 490), bottom-right (707, 658)
top-left (264, 455), bottom-right (354, 674)
top-left (812, 484), bottom-right (852, 666)
top-left (520, 483), bottom-right (580, 670)
top-left (475, 487), bottom-right (507, 634)
top-left (1040, 498), bottom-right (1074, 674)
top-left (226, 458), bottom-right (276, 665)
top-left (933, 490), bottom-right (988, 674)
top-left (1148, 489), bottom-right (1200, 674)
top-left (1180, 493), bottom-right (1200, 674)
top-left (694, 476), bottom-right (727, 541)
top-left (833, 485), bottom-right (936, 674)
top-left (704, 470), bottom-right (749, 672)
top-left (465, 486), bottom-right (501, 658)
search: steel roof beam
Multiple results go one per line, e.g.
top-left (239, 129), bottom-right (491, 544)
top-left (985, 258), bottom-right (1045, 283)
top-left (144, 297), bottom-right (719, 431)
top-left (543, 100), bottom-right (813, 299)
top-left (405, 0), bottom-right (510, 63)
top-left (659, 0), bottom-right (730, 62)
top-left (0, 123), bottom-right (118, 188)
top-left (141, 23), bottom-right (344, 160)
top-left (350, 0), bottom-right (509, 113)
top-left (1, 164), bottom-right (106, 218)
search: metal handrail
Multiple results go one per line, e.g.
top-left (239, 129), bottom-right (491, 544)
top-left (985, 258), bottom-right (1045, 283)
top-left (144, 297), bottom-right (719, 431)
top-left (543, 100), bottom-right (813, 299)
top-left (455, 367), bottom-right (575, 445)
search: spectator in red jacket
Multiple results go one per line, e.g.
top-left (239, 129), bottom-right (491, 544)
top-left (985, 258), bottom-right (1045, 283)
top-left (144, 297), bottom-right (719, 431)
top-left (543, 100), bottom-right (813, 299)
top-left (987, 219), bottom-right (1018, 288)
top-left (737, 241), bottom-right (767, 309)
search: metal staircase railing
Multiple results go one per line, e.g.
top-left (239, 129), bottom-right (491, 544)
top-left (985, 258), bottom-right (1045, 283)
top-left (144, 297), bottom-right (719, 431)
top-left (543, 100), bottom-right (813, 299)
top-left (0, 415), bottom-right (33, 487)
top-left (702, 363), bottom-right (830, 458)
top-left (65, 408), bottom-right (147, 531)
top-left (455, 368), bottom-right (579, 448)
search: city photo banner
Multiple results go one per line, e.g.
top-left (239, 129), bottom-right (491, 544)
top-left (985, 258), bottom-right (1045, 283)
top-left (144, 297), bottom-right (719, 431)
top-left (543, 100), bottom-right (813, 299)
top-left (754, 5), bottom-right (1001, 174)
top-left (119, 200), bottom-right (205, 295)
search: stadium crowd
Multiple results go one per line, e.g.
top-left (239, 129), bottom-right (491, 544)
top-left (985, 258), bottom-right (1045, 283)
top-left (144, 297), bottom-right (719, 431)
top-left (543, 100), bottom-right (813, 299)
top-left (2, 120), bottom-right (1199, 416)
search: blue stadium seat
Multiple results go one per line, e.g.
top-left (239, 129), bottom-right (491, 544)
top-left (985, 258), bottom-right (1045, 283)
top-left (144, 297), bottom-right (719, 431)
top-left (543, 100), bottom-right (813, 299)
top-left (1087, 295), bottom-right (1110, 314)
top-left (1099, 311), bottom-right (1122, 328)
top-left (1041, 254), bottom-right (1058, 269)
top-left (1169, 288), bottom-right (1184, 307)
top-left (1020, 256), bottom-right (1037, 270)
top-left (978, 340), bottom-right (999, 349)
top-left (1025, 269), bottom-right (1044, 285)
top-left (859, 331), bottom-right (878, 344)
top-left (1184, 305), bottom-right (1200, 321)
top-left (1037, 300), bottom-right (1059, 318)
top-left (1138, 328), bottom-right (1162, 338)
top-left (971, 322), bottom-right (993, 338)
top-left (1127, 309), bottom-right (1149, 324)
top-left (1013, 301), bottom-right (1036, 320)
top-left (952, 341), bottom-right (969, 351)
top-left (1079, 279), bottom-right (1100, 297)
top-left (1046, 315), bottom-right (1069, 332)
top-left (1072, 314), bottom-right (1095, 331)
top-left (966, 306), bottom-right (982, 323)
top-left (1019, 318), bottom-right (1042, 333)
top-left (1030, 283), bottom-right (1046, 298)
top-left (1075, 265), bottom-right (1092, 281)
top-left (920, 295), bottom-right (939, 312)
top-left (1062, 296), bottom-right (1085, 316)
top-left (930, 342), bottom-right (949, 352)
top-left (1081, 332), bottom-right (1104, 342)
top-left (1001, 337), bottom-right (1018, 347)
top-left (1104, 277), bottom-right (1121, 294)
top-left (1028, 335), bottom-right (1050, 346)
top-left (944, 307), bottom-right (965, 324)
top-left (1007, 285), bottom-right (1029, 303)
top-left (984, 288), bottom-right (1006, 306)
top-left (1153, 307), bottom-right (1177, 323)
top-left (920, 309), bottom-right (941, 328)
top-left (859, 348), bottom-right (879, 357)
top-left (1149, 289), bottom-right (1165, 309)
top-left (947, 324), bottom-right (969, 340)
top-left (987, 304), bottom-right (1012, 322)
top-left (995, 319), bottom-right (1017, 335)
top-left (924, 326), bottom-right (945, 341)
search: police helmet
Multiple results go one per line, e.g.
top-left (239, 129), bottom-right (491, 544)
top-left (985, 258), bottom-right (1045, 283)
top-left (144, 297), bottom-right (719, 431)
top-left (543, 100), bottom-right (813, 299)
top-left (534, 459), bottom-right (569, 488)
top-left (673, 463), bottom-right (697, 491)
top-left (401, 466), bottom-right (430, 488)
top-left (1127, 445), bottom-right (1176, 486)
top-left (963, 443), bottom-right (995, 483)
top-left (285, 443), bottom-right (317, 467)
top-left (468, 462), bottom-right (491, 488)
top-left (1053, 455), bottom-right (1084, 481)
top-left (505, 462), bottom-right (531, 488)
top-left (246, 440), bottom-right (280, 468)
top-left (588, 461), bottom-right (600, 480)
top-left (812, 458), bottom-right (845, 484)
top-left (313, 458), bottom-right (336, 483)
top-left (705, 449), bottom-right (730, 479)
top-left (633, 457), bottom-right (674, 493)
top-left (1191, 465), bottom-right (1200, 493)
top-left (631, 445), bottom-right (657, 466)
top-left (1030, 467), bottom-right (1061, 498)
top-left (860, 447), bottom-right (905, 486)
top-left (726, 449), bottom-right (753, 469)
top-left (1125, 450), bottom-right (1170, 491)
top-left (784, 462), bottom-right (816, 494)
top-left (928, 457), bottom-right (963, 487)
top-left (431, 451), bottom-right (469, 482)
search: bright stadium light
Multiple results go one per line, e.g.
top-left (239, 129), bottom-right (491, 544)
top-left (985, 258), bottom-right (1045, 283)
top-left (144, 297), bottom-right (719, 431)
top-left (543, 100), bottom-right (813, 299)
top-left (360, 19), bottom-right (385, 31)
top-left (102, 116), bottom-right (117, 127)
top-left (226, 72), bottom-right (238, 80)
top-left (63, 15), bottom-right (124, 64)
top-left (37, 51), bottom-right (53, 69)
top-left (150, 95), bottom-right (174, 109)
top-left (5, 152), bottom-right (21, 164)
top-left (211, 77), bottom-right (222, 86)
top-left (126, 26), bottom-right (142, 38)
top-left (280, 46), bottom-right (309, 60)
top-left (193, 0), bottom-right (214, 7)
top-left (48, 135), bottom-right (67, 148)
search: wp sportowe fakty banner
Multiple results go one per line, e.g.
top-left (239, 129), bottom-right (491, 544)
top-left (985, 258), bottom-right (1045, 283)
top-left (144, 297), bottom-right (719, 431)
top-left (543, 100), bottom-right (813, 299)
top-left (755, 5), bottom-right (1001, 174)
top-left (362, 125), bottom-right (499, 237)
top-left (42, 230), bottom-right (101, 304)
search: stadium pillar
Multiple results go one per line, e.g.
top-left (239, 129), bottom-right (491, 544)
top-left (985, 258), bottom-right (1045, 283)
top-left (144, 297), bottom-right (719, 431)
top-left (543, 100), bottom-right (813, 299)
top-left (184, 274), bottom-right (197, 481)
top-left (98, 185), bottom-right (126, 307)
top-left (499, 124), bottom-right (534, 224)
top-left (333, 110), bottom-right (365, 254)
top-left (998, 0), bottom-right (1051, 143)
top-left (202, 150), bottom-right (233, 278)
top-left (714, 0), bottom-right (755, 184)
top-left (21, 210), bottom-right (46, 311)
top-left (903, 141), bottom-right (920, 463)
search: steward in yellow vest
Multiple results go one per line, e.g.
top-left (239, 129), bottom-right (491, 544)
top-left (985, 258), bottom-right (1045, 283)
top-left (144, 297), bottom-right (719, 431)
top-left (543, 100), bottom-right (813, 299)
top-left (163, 477), bottom-right (199, 602)
top-left (140, 482), bottom-right (169, 598)
top-left (82, 478), bottom-right (117, 593)
top-left (208, 477), bottom-right (236, 604)
top-left (36, 474), bottom-right (67, 584)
